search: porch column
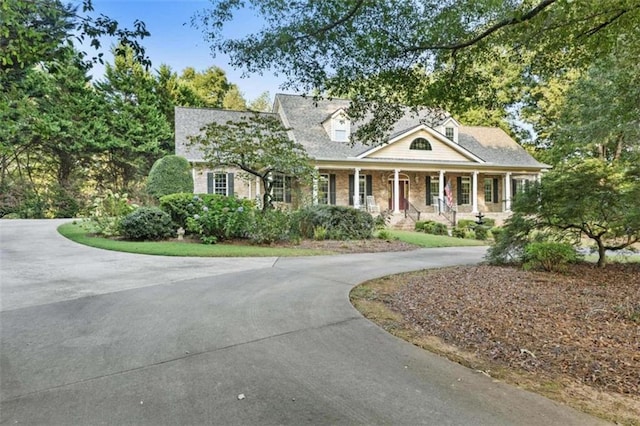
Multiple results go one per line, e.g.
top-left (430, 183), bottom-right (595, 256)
top-left (393, 169), bottom-right (400, 213)
top-left (312, 167), bottom-right (319, 205)
top-left (353, 167), bottom-right (361, 209)
top-left (472, 171), bottom-right (479, 213)
top-left (438, 170), bottom-right (444, 207)
top-left (504, 172), bottom-right (512, 211)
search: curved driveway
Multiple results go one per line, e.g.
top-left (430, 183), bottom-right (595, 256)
top-left (1, 220), bottom-right (606, 425)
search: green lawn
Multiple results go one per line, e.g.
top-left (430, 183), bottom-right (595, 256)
top-left (58, 222), bottom-right (330, 257)
top-left (385, 230), bottom-right (488, 247)
top-left (58, 222), bottom-right (487, 257)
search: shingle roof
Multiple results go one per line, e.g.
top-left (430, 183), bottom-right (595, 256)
top-left (175, 95), bottom-right (548, 169)
top-left (175, 107), bottom-right (278, 161)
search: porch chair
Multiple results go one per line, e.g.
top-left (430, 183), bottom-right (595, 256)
top-left (366, 195), bottom-right (380, 214)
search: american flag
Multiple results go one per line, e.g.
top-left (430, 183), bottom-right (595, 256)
top-left (445, 179), bottom-right (453, 207)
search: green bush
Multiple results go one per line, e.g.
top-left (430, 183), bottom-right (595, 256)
top-left (86, 190), bottom-right (136, 237)
top-left (523, 242), bottom-right (579, 272)
top-left (120, 207), bottom-right (175, 241)
top-left (415, 221), bottom-right (428, 232)
top-left (430, 222), bottom-right (449, 235)
top-left (451, 227), bottom-right (466, 239)
top-left (146, 155), bottom-right (194, 199)
top-left (457, 219), bottom-right (476, 229)
top-left (293, 205), bottom-right (374, 240)
top-left (490, 226), bottom-right (504, 240)
top-left (481, 218), bottom-right (496, 227)
top-left (159, 193), bottom-right (200, 229)
top-left (247, 208), bottom-right (293, 244)
top-left (185, 195), bottom-right (254, 244)
top-left (474, 225), bottom-right (489, 240)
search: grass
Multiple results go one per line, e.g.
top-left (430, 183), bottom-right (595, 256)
top-left (59, 222), bottom-right (488, 257)
top-left (58, 222), bottom-right (330, 257)
top-left (386, 229), bottom-right (488, 247)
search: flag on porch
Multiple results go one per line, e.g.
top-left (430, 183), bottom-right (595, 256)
top-left (445, 179), bottom-right (453, 207)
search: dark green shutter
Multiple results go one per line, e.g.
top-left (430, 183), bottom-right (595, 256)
top-left (493, 178), bottom-right (499, 203)
top-left (348, 174), bottom-right (354, 205)
top-left (425, 176), bottom-right (431, 206)
top-left (227, 173), bottom-right (234, 196)
top-left (329, 174), bottom-right (336, 205)
top-left (366, 175), bottom-right (372, 196)
top-left (456, 176), bottom-right (462, 204)
top-left (207, 172), bottom-right (213, 194)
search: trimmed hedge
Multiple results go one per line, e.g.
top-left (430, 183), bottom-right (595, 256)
top-left (293, 205), bottom-right (374, 240)
top-left (120, 207), bottom-right (175, 241)
top-left (146, 155), bottom-right (194, 198)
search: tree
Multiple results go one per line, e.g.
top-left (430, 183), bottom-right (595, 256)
top-left (222, 85), bottom-right (248, 110)
top-left (248, 91), bottom-right (271, 112)
top-left (188, 113), bottom-right (313, 211)
top-left (511, 160), bottom-right (639, 268)
top-left (95, 45), bottom-right (172, 191)
top-left (179, 66), bottom-right (234, 109)
top-left (196, 0), bottom-right (639, 141)
top-left (146, 155), bottom-right (194, 198)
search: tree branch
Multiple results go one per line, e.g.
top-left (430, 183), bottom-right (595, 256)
top-left (296, 0), bottom-right (365, 41)
top-left (403, 0), bottom-right (558, 53)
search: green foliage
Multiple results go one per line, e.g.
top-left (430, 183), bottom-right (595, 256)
top-left (159, 193), bottom-right (200, 229)
top-left (451, 227), bottom-right (466, 239)
top-left (185, 194), bottom-right (254, 244)
top-left (146, 155), bottom-right (193, 198)
top-left (474, 225), bottom-right (489, 241)
top-left (247, 208), bottom-right (294, 244)
top-left (293, 205), bottom-right (374, 240)
top-left (456, 219), bottom-right (476, 229)
top-left (86, 190), bottom-right (136, 237)
top-left (313, 226), bottom-right (327, 241)
top-left (120, 207), bottom-right (175, 241)
top-left (376, 229), bottom-right (396, 242)
top-left (416, 220), bottom-right (448, 236)
top-left (523, 242), bottom-right (579, 272)
top-left (188, 112), bottom-right (313, 211)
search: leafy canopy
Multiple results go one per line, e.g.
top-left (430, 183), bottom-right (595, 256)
top-left (188, 113), bottom-right (313, 210)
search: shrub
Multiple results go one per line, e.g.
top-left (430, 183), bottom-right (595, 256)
top-left (490, 226), bottom-right (504, 240)
top-left (186, 195), bottom-right (254, 244)
top-left (457, 219), bottom-right (476, 229)
top-left (376, 229), bottom-right (397, 241)
top-left (481, 218), bottom-right (496, 227)
top-left (247, 208), bottom-right (293, 244)
top-left (523, 242), bottom-right (580, 272)
top-left (120, 207), bottom-right (175, 241)
top-left (415, 221), bottom-right (428, 232)
top-left (293, 205), bottom-right (374, 240)
top-left (474, 225), bottom-right (489, 240)
top-left (146, 155), bottom-right (194, 199)
top-left (159, 193), bottom-right (200, 229)
top-left (451, 227), bottom-right (466, 239)
top-left (430, 222), bottom-right (449, 235)
top-left (313, 226), bottom-right (327, 241)
top-left (87, 190), bottom-right (136, 237)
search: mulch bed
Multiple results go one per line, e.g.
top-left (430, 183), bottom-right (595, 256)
top-left (388, 263), bottom-right (640, 396)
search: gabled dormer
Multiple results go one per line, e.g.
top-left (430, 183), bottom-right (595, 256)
top-left (435, 117), bottom-right (460, 143)
top-left (322, 109), bottom-right (351, 142)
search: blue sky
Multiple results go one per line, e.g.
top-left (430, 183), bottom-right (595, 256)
top-left (76, 0), bottom-right (288, 102)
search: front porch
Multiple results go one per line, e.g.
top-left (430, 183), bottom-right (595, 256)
top-left (311, 168), bottom-right (539, 226)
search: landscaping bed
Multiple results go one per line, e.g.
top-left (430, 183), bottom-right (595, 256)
top-left (351, 262), bottom-right (640, 425)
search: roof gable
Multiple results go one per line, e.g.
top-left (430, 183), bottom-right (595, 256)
top-left (358, 125), bottom-right (484, 163)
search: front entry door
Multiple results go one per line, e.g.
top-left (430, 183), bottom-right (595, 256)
top-left (388, 179), bottom-right (409, 210)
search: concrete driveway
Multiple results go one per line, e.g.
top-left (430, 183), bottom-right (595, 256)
top-left (0, 220), bottom-right (606, 425)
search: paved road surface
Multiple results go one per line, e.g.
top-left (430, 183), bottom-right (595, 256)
top-left (0, 220), bottom-right (607, 425)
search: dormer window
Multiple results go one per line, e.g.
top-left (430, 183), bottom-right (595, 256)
top-left (410, 137), bottom-right (432, 150)
top-left (333, 116), bottom-right (349, 141)
top-left (445, 127), bottom-right (454, 140)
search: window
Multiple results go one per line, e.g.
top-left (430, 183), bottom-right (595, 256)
top-left (358, 175), bottom-right (367, 206)
top-left (484, 178), bottom-right (493, 203)
top-left (445, 127), bottom-right (454, 140)
top-left (410, 137), bottom-right (432, 150)
top-left (272, 174), bottom-right (292, 202)
top-left (459, 176), bottom-right (471, 205)
top-left (318, 174), bottom-right (329, 205)
top-left (334, 129), bottom-right (347, 141)
top-left (207, 172), bottom-right (233, 196)
top-left (429, 176), bottom-right (439, 205)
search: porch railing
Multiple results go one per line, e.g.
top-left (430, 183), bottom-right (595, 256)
top-left (437, 198), bottom-right (457, 226)
top-left (404, 201), bottom-right (421, 223)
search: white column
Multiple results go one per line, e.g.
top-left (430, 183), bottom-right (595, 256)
top-left (353, 168), bottom-right (361, 209)
top-left (472, 171), bottom-right (479, 213)
top-left (504, 172), bottom-right (512, 212)
top-left (438, 170), bottom-right (444, 206)
top-left (312, 176), bottom-right (319, 205)
top-left (393, 169), bottom-right (400, 213)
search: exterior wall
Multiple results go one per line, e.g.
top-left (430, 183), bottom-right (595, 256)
top-left (192, 165), bottom-right (256, 201)
top-left (366, 130), bottom-right (471, 162)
